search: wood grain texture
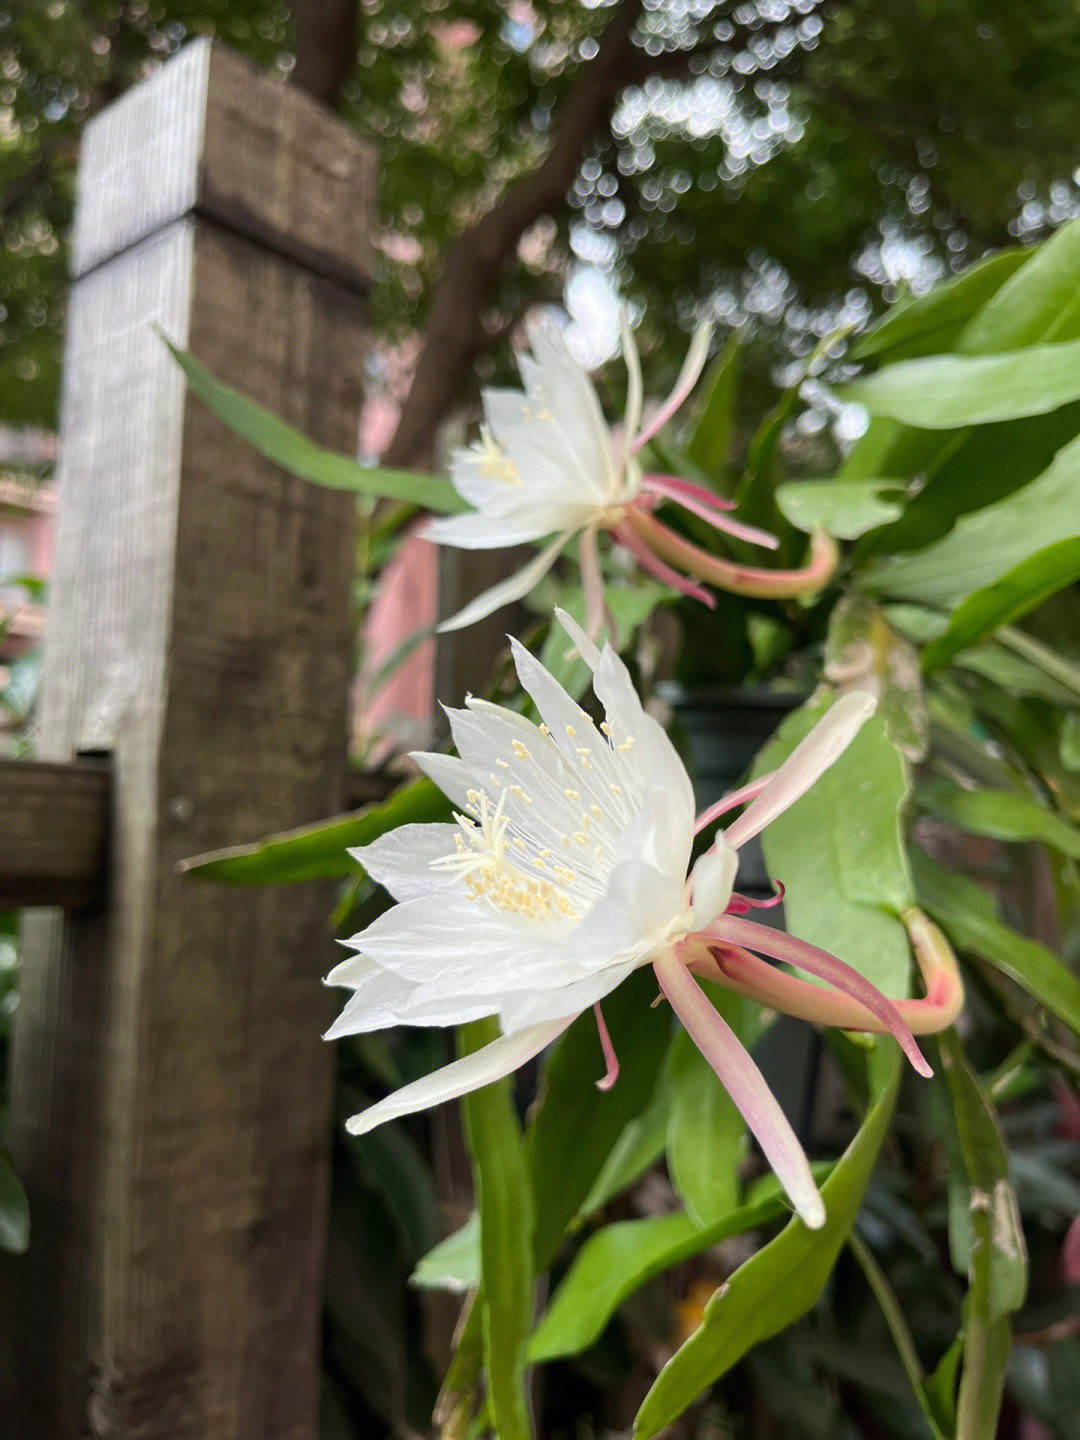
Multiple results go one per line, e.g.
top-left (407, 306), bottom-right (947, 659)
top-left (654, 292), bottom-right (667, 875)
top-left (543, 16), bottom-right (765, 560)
top-left (73, 39), bottom-right (375, 289)
top-left (5, 39), bottom-right (368, 1440)
top-left (0, 757), bottom-right (110, 908)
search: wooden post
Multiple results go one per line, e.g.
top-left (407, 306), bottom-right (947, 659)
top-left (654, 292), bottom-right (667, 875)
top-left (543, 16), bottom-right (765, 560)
top-left (5, 41), bottom-right (372, 1438)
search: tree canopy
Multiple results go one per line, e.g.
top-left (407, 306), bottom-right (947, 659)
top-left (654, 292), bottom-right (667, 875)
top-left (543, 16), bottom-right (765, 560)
top-left (3, 0), bottom-right (1080, 452)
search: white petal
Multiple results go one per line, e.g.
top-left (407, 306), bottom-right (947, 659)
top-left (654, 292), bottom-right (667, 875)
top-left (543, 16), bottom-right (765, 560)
top-left (425, 510), bottom-right (549, 549)
top-left (436, 532), bottom-right (572, 633)
top-left (342, 893), bottom-right (584, 991)
top-left (724, 691), bottom-right (877, 851)
top-left (344, 1017), bottom-right (574, 1135)
top-left (570, 857), bottom-right (686, 967)
top-left (690, 840), bottom-right (739, 929)
top-left (350, 824), bottom-right (462, 901)
top-left (324, 956), bottom-right (497, 1034)
top-left (554, 607), bottom-right (601, 671)
top-left (621, 310), bottom-right (644, 453)
top-left (411, 751), bottom-right (473, 808)
top-left (497, 958), bottom-right (641, 1031)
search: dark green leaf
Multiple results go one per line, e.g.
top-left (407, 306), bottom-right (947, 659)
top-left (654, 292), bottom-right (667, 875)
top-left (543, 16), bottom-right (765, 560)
top-left (632, 1048), bottom-right (901, 1439)
top-left (865, 432), bottom-right (1080, 608)
top-left (666, 988), bottom-right (766, 1225)
top-left (526, 968), bottom-right (672, 1270)
top-left (915, 782), bottom-right (1080, 859)
top-left (912, 851), bottom-right (1080, 1037)
top-left (164, 337), bottom-right (465, 511)
top-left (179, 778), bottom-right (451, 883)
top-left (459, 1017), bottom-right (535, 1440)
top-left (684, 334), bottom-right (740, 480)
top-left (922, 538), bottom-right (1080, 672)
top-left (938, 1031), bottom-right (1026, 1440)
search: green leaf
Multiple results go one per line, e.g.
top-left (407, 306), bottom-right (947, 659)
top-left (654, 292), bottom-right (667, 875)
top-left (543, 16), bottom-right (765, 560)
top-left (922, 538), bottom-right (1080, 672)
top-left (852, 249), bottom-right (1031, 363)
top-left (824, 595), bottom-right (928, 761)
top-left (685, 334), bottom-right (740, 480)
top-left (753, 699), bottom-right (915, 996)
top-left (958, 214), bottom-right (1080, 353)
top-left (528, 1172), bottom-right (820, 1365)
top-left (666, 988), bottom-right (766, 1225)
top-left (346, 1123), bottom-right (439, 1262)
top-left (865, 431), bottom-right (1080, 608)
top-left (179, 778), bottom-right (451, 882)
top-left (915, 781), bottom-right (1080, 859)
top-left (0, 1152), bottom-right (29, 1253)
top-left (164, 337), bottom-right (465, 512)
top-left (459, 1018), bottom-right (536, 1440)
top-left (843, 337), bottom-right (1080, 429)
top-left (938, 1031), bottom-right (1027, 1440)
top-left (632, 1048), bottom-right (901, 1439)
top-left (412, 1211), bottom-right (480, 1293)
top-left (912, 851), bottom-right (1080, 1037)
top-left (526, 967), bottom-right (673, 1270)
top-left (775, 476), bottom-right (907, 538)
top-left (848, 1230), bottom-right (951, 1440)
top-left (577, 1074), bottom-right (673, 1218)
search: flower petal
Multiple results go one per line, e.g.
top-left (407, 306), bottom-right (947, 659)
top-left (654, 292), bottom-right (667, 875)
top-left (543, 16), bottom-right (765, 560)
top-left (630, 321), bottom-right (713, 455)
top-left (351, 823), bottom-right (464, 901)
top-left (723, 692), bottom-right (876, 851)
top-left (425, 509), bottom-right (550, 549)
top-left (713, 914), bottom-right (932, 1078)
top-left (653, 947), bottom-right (826, 1229)
top-left (436, 531), bottom-right (572, 633)
top-left (344, 1016), bottom-right (574, 1135)
top-left (690, 840), bottom-right (739, 929)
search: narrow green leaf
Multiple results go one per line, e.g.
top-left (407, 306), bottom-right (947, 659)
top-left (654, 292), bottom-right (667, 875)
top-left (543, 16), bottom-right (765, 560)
top-left (848, 1230), bottom-right (950, 1440)
top-left (0, 1153), bottom-right (29, 1253)
top-left (685, 335), bottom-right (740, 479)
top-left (412, 1212), bottom-right (480, 1293)
top-left (775, 476), bottom-right (907, 539)
top-left (632, 1049), bottom-right (901, 1439)
top-left (528, 1172), bottom-right (819, 1365)
top-left (754, 699), bottom-right (915, 997)
top-left (912, 851), bottom-right (1080, 1037)
top-left (459, 1017), bottom-right (536, 1440)
top-left (526, 967), bottom-right (672, 1270)
top-left (865, 432), bottom-right (1080, 608)
top-left (164, 337), bottom-right (465, 512)
top-left (938, 1031), bottom-right (1027, 1440)
top-left (179, 778), bottom-right (451, 883)
top-left (852, 249), bottom-right (1031, 363)
top-left (915, 782), bottom-right (1080, 860)
top-left (922, 538), bottom-right (1080, 672)
top-left (843, 337), bottom-right (1080, 429)
top-left (577, 1076), bottom-right (673, 1218)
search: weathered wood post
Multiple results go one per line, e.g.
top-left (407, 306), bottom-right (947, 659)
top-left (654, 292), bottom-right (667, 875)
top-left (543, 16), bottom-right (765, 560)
top-left (5, 40), bottom-right (372, 1438)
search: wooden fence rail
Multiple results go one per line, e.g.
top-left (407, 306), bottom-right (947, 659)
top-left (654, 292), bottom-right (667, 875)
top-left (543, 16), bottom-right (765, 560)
top-left (2, 40), bottom-right (376, 1439)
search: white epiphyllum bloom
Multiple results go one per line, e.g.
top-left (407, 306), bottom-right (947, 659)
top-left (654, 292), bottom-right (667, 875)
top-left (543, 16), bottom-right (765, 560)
top-left (427, 319), bottom-right (837, 637)
top-left (327, 613), bottom-right (961, 1230)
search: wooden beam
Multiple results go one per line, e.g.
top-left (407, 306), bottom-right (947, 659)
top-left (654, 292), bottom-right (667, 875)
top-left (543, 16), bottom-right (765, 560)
top-left (4, 41), bottom-right (372, 1439)
top-left (0, 757), bottom-right (110, 909)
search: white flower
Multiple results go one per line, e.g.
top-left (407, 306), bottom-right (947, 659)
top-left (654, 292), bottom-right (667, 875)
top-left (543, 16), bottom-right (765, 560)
top-left (327, 612), bottom-right (944, 1229)
top-left (426, 319), bottom-right (834, 636)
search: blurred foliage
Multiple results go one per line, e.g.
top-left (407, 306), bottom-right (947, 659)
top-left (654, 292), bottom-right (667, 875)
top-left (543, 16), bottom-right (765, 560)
top-left (5, 0), bottom-right (1080, 430)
